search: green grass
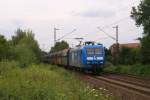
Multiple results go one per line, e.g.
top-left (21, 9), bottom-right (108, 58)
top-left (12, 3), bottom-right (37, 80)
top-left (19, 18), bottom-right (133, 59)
top-left (0, 61), bottom-right (114, 100)
top-left (104, 64), bottom-right (150, 77)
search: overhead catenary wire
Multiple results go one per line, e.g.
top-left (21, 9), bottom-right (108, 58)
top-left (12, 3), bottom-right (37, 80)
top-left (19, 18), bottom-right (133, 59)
top-left (101, 16), bottom-right (130, 29)
top-left (97, 27), bottom-right (116, 40)
top-left (56, 0), bottom-right (140, 43)
top-left (95, 0), bottom-right (141, 44)
top-left (98, 0), bottom-right (140, 30)
top-left (68, 1), bottom-right (140, 42)
top-left (55, 0), bottom-right (140, 46)
top-left (56, 29), bottom-right (76, 41)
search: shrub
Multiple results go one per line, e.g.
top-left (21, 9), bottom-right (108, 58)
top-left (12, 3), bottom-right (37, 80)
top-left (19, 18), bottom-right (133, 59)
top-left (118, 47), bottom-right (141, 65)
top-left (0, 60), bottom-right (19, 75)
top-left (0, 35), bottom-right (12, 60)
top-left (0, 62), bottom-right (114, 100)
top-left (13, 44), bottom-right (38, 67)
top-left (104, 64), bottom-right (150, 77)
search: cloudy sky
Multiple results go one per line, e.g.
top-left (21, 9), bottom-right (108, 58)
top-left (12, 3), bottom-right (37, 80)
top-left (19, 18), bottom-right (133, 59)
top-left (0, 0), bottom-right (142, 51)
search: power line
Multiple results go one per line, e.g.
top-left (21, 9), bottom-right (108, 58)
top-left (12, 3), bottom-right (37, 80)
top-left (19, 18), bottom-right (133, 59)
top-left (97, 27), bottom-right (116, 40)
top-left (98, 0), bottom-right (140, 30)
top-left (56, 29), bottom-right (76, 41)
top-left (101, 16), bottom-right (130, 29)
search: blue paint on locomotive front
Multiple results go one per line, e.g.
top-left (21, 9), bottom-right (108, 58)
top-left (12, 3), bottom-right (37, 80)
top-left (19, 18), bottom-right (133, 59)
top-left (81, 44), bottom-right (105, 70)
top-left (82, 45), bottom-right (105, 63)
top-left (68, 44), bottom-right (105, 70)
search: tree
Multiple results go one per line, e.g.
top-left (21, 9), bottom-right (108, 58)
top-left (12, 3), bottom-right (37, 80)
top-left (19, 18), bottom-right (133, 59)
top-left (140, 36), bottom-right (150, 63)
top-left (14, 44), bottom-right (38, 67)
top-left (11, 29), bottom-right (26, 45)
top-left (0, 34), bottom-right (11, 60)
top-left (17, 30), bottom-right (41, 62)
top-left (118, 47), bottom-right (140, 65)
top-left (50, 40), bottom-right (69, 53)
top-left (11, 29), bottom-right (41, 66)
top-left (131, 0), bottom-right (150, 63)
top-left (104, 48), bottom-right (112, 62)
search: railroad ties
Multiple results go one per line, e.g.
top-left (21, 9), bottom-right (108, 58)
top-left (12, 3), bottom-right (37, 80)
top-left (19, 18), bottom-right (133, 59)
top-left (76, 72), bottom-right (150, 100)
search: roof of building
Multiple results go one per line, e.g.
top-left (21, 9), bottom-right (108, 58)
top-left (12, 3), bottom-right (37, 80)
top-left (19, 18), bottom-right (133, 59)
top-left (109, 43), bottom-right (140, 49)
top-left (119, 43), bottom-right (140, 48)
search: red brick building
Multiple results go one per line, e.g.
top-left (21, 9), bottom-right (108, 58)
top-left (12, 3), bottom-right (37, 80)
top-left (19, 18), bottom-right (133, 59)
top-left (109, 43), bottom-right (140, 55)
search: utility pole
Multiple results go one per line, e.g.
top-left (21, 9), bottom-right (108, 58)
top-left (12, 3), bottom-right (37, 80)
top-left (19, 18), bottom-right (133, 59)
top-left (113, 25), bottom-right (119, 64)
top-left (54, 27), bottom-right (59, 46)
top-left (97, 26), bottom-right (119, 64)
top-left (113, 25), bottom-right (119, 44)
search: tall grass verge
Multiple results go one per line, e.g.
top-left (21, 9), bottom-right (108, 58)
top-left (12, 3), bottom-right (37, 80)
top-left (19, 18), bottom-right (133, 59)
top-left (104, 64), bottom-right (150, 77)
top-left (0, 61), bottom-right (114, 100)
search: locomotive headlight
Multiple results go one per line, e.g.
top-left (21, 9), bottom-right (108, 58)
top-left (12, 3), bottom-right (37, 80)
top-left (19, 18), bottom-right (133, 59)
top-left (97, 57), bottom-right (103, 60)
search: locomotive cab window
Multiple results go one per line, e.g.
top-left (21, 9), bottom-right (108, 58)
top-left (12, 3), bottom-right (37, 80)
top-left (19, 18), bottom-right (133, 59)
top-left (94, 48), bottom-right (102, 54)
top-left (86, 48), bottom-right (94, 55)
top-left (86, 48), bottom-right (102, 55)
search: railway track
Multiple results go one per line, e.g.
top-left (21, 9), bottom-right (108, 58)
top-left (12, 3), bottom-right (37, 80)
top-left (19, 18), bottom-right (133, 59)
top-left (76, 72), bottom-right (150, 100)
top-left (94, 76), bottom-right (150, 97)
top-left (101, 73), bottom-right (150, 89)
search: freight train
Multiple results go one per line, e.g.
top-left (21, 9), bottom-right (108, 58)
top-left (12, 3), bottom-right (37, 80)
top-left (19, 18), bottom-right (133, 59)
top-left (49, 41), bottom-right (105, 74)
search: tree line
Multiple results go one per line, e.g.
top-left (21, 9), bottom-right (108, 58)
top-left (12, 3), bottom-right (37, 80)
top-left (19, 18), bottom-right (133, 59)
top-left (0, 29), bottom-right (41, 67)
top-left (106, 0), bottom-right (150, 65)
top-left (0, 0), bottom-right (149, 66)
top-left (0, 28), bottom-right (69, 66)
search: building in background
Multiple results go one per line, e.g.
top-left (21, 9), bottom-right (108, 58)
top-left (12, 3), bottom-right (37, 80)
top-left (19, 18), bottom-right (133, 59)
top-left (109, 43), bottom-right (140, 56)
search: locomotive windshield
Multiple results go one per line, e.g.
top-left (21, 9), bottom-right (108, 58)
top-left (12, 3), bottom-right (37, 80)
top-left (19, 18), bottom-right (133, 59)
top-left (86, 48), bottom-right (102, 55)
top-left (94, 48), bottom-right (101, 54)
top-left (86, 48), bottom-right (94, 55)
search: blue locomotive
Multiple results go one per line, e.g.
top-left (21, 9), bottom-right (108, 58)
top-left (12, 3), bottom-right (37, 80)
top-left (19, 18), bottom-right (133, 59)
top-left (50, 41), bottom-right (105, 74)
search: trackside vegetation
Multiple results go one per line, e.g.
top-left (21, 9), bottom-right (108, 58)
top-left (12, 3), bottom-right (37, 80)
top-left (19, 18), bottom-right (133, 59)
top-left (104, 64), bottom-right (150, 77)
top-left (104, 0), bottom-right (150, 76)
top-left (1, 4), bottom-right (150, 97)
top-left (0, 28), bottom-right (115, 100)
top-left (0, 61), bottom-right (114, 100)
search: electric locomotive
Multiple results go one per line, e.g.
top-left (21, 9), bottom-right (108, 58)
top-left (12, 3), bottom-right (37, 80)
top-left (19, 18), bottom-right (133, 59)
top-left (50, 41), bottom-right (105, 74)
top-left (69, 41), bottom-right (105, 73)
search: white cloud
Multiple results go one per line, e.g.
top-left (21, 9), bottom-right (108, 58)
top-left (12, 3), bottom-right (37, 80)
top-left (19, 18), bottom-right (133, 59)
top-left (72, 8), bottom-right (116, 18)
top-left (0, 0), bottom-right (142, 51)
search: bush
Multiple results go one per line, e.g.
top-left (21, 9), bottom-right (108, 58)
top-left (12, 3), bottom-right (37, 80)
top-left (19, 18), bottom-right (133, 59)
top-left (13, 44), bottom-right (38, 67)
top-left (104, 64), bottom-right (150, 77)
top-left (5, 29), bottom-right (42, 67)
top-left (0, 60), bottom-right (19, 75)
top-left (129, 64), bottom-right (150, 77)
top-left (118, 47), bottom-right (140, 65)
top-left (0, 62), bottom-right (114, 100)
top-left (0, 29), bottom-right (41, 67)
top-left (104, 62), bottom-right (113, 67)
top-left (0, 35), bottom-right (12, 60)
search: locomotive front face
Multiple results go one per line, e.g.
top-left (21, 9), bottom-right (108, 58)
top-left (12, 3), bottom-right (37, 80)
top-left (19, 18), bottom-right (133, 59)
top-left (83, 46), bottom-right (104, 65)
